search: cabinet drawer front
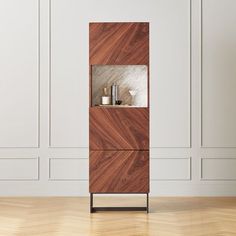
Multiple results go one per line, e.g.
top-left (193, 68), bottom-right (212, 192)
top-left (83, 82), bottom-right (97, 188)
top-left (89, 151), bottom-right (149, 193)
top-left (89, 108), bottom-right (149, 150)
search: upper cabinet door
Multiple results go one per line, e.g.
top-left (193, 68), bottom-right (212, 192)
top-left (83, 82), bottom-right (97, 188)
top-left (89, 23), bottom-right (149, 65)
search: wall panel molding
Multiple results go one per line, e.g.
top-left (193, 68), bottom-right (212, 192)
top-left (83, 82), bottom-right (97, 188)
top-left (37, 0), bottom-right (41, 148)
top-left (48, 0), bottom-right (88, 148)
top-left (201, 157), bottom-right (236, 180)
top-left (1, 0), bottom-right (236, 196)
top-left (151, 0), bottom-right (192, 148)
top-left (0, 157), bottom-right (39, 181)
top-left (49, 157), bottom-right (88, 180)
top-left (0, 0), bottom-right (40, 148)
top-left (151, 157), bottom-right (191, 180)
top-left (200, 0), bottom-right (236, 147)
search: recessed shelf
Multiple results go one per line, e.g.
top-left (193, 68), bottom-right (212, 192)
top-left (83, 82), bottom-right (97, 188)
top-left (91, 65), bottom-right (148, 107)
top-left (94, 105), bottom-right (142, 108)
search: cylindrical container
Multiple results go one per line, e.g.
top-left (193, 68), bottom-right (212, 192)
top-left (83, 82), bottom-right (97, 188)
top-left (101, 87), bottom-right (111, 105)
top-left (111, 83), bottom-right (118, 105)
top-left (101, 96), bottom-right (110, 105)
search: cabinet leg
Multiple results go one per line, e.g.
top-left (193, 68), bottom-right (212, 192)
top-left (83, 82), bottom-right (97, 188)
top-left (90, 193), bottom-right (149, 213)
top-left (90, 193), bottom-right (93, 213)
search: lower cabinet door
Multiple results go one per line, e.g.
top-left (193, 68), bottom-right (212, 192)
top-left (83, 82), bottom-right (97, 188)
top-left (89, 150), bottom-right (149, 193)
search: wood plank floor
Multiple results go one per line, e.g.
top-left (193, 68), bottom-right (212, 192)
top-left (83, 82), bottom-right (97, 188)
top-left (0, 197), bottom-right (236, 236)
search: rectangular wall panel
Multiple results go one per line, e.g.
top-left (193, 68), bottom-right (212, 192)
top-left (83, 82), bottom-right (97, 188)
top-left (151, 158), bottom-right (191, 180)
top-left (0, 0), bottom-right (39, 147)
top-left (0, 158), bottom-right (39, 180)
top-left (201, 158), bottom-right (236, 180)
top-left (49, 158), bottom-right (88, 180)
top-left (50, 0), bottom-right (88, 147)
top-left (201, 0), bottom-right (236, 147)
top-left (50, 0), bottom-right (191, 148)
top-left (151, 0), bottom-right (191, 147)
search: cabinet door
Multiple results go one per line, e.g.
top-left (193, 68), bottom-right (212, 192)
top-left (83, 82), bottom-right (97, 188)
top-left (89, 151), bottom-right (149, 193)
top-left (89, 23), bottom-right (149, 65)
top-left (89, 108), bottom-right (149, 150)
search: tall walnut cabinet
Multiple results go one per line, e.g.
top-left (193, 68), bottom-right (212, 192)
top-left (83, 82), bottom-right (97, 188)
top-left (89, 22), bottom-right (149, 213)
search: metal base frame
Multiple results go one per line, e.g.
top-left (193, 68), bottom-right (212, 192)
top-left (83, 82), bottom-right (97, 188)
top-left (90, 193), bottom-right (149, 213)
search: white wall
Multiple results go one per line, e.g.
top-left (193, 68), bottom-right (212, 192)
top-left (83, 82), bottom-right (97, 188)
top-left (0, 0), bottom-right (236, 196)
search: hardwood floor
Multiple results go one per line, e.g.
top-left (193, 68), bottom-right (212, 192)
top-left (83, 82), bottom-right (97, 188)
top-left (0, 197), bottom-right (236, 236)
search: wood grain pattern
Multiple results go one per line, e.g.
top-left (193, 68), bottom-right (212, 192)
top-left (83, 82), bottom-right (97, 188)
top-left (89, 151), bottom-right (149, 193)
top-left (1, 197), bottom-right (236, 236)
top-left (89, 108), bottom-right (149, 150)
top-left (89, 22), bottom-right (149, 65)
top-left (89, 23), bottom-right (149, 195)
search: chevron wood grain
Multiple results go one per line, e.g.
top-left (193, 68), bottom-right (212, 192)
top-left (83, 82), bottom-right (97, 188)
top-left (0, 197), bottom-right (236, 236)
top-left (90, 151), bottom-right (149, 193)
top-left (89, 108), bottom-right (149, 150)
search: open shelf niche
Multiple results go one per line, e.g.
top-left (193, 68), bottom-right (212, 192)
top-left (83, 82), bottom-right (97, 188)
top-left (91, 65), bottom-right (148, 107)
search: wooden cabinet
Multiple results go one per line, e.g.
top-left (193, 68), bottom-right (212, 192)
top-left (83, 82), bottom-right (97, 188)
top-left (90, 151), bottom-right (149, 193)
top-left (89, 22), bottom-right (149, 212)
